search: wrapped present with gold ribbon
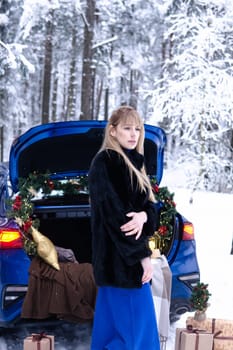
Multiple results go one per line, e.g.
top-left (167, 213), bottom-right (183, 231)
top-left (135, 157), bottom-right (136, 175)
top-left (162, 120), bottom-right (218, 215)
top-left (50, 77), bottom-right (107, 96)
top-left (175, 327), bottom-right (214, 350)
top-left (186, 317), bottom-right (233, 350)
top-left (23, 333), bottom-right (54, 350)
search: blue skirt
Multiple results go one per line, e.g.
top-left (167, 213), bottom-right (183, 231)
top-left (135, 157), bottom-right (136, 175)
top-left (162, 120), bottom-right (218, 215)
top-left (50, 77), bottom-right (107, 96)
top-left (91, 283), bottom-right (160, 350)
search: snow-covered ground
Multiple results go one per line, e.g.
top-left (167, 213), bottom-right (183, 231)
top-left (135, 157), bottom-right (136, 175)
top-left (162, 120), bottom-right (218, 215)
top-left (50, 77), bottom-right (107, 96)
top-left (0, 185), bottom-right (232, 350)
top-left (166, 186), bottom-right (233, 350)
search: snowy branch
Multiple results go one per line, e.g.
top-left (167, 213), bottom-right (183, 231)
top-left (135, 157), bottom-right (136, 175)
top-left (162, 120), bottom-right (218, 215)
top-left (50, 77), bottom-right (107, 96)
top-left (92, 36), bottom-right (118, 50)
top-left (0, 40), bottom-right (17, 68)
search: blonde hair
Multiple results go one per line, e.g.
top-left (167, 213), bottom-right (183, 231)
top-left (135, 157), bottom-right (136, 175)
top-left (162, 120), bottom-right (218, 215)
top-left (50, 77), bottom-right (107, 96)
top-left (99, 106), bottom-right (155, 202)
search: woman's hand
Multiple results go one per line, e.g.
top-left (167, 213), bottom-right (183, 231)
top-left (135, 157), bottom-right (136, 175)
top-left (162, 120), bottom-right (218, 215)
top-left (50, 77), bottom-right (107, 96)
top-left (141, 257), bottom-right (153, 284)
top-left (120, 211), bottom-right (147, 240)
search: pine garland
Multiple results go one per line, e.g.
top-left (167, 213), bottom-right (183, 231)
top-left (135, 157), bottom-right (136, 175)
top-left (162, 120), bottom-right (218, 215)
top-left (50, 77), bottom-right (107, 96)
top-left (7, 172), bottom-right (88, 256)
top-left (8, 172), bottom-right (177, 255)
top-left (149, 176), bottom-right (177, 253)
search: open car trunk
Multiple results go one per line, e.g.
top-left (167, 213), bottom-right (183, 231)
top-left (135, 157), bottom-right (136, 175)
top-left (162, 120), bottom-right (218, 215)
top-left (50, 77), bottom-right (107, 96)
top-left (34, 197), bottom-right (92, 263)
top-left (9, 120), bottom-right (168, 259)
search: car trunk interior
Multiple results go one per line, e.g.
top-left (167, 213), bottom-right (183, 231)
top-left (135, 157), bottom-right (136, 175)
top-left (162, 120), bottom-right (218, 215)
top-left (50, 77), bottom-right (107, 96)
top-left (35, 210), bottom-right (92, 264)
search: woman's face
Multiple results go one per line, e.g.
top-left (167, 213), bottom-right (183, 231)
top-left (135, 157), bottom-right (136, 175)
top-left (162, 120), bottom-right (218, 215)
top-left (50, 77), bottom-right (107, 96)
top-left (110, 120), bottom-right (141, 150)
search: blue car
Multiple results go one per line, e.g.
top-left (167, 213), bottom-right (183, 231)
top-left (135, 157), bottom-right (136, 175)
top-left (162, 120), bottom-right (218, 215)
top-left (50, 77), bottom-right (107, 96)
top-left (0, 120), bottom-right (200, 328)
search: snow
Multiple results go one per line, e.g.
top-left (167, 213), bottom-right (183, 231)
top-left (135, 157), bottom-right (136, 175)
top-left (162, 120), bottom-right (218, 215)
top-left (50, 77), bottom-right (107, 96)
top-left (165, 185), bottom-right (233, 350)
top-left (0, 184), bottom-right (232, 349)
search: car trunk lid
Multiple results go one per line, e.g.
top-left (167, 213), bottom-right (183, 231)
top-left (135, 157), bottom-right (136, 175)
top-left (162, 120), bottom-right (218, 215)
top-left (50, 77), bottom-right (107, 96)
top-left (9, 120), bottom-right (166, 192)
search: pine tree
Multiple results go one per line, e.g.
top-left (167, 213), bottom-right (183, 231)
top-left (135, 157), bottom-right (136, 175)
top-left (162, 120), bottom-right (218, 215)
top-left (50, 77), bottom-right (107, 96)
top-left (190, 282), bottom-right (211, 312)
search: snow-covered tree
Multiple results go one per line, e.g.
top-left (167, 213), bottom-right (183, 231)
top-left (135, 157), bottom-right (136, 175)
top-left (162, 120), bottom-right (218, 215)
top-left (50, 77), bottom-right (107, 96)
top-left (148, 0), bottom-right (233, 193)
top-left (0, 0), bottom-right (36, 160)
top-left (1, 0), bottom-right (232, 194)
top-left (90, 0), bottom-right (166, 119)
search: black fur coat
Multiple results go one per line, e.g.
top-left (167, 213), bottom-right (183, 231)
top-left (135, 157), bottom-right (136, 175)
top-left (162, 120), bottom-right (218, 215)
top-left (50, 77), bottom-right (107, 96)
top-left (88, 149), bottom-right (158, 288)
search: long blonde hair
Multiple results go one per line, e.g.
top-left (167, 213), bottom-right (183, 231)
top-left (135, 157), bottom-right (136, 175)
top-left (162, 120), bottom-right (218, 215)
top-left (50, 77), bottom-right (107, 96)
top-left (99, 106), bottom-right (155, 202)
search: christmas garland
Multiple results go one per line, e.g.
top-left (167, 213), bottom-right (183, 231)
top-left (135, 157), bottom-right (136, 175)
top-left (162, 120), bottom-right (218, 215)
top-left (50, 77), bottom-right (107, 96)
top-left (149, 176), bottom-right (177, 253)
top-left (7, 172), bottom-right (89, 255)
top-left (8, 172), bottom-right (176, 255)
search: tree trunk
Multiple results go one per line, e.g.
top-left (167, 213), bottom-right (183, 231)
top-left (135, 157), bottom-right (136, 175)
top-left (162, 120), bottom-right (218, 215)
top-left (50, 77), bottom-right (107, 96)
top-left (80, 0), bottom-right (96, 120)
top-left (129, 69), bottom-right (140, 109)
top-left (95, 77), bottom-right (103, 120)
top-left (41, 10), bottom-right (54, 124)
top-left (51, 75), bottom-right (58, 122)
top-left (0, 0), bottom-right (10, 160)
top-left (104, 88), bottom-right (109, 120)
top-left (66, 23), bottom-right (78, 120)
top-left (120, 53), bottom-right (127, 105)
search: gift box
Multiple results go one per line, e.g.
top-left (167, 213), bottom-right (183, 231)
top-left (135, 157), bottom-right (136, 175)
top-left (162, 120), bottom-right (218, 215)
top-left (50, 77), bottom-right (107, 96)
top-left (23, 333), bottom-right (54, 350)
top-left (175, 328), bottom-right (214, 350)
top-left (213, 336), bottom-right (233, 350)
top-left (186, 317), bottom-right (233, 350)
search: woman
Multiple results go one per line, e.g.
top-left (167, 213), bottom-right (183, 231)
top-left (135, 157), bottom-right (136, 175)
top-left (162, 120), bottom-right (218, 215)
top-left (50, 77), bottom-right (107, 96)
top-left (88, 106), bottom-right (160, 350)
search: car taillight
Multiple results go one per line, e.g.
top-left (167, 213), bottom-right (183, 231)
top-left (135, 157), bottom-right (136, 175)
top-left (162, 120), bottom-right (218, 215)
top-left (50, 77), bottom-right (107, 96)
top-left (0, 229), bottom-right (23, 249)
top-left (182, 223), bottom-right (194, 240)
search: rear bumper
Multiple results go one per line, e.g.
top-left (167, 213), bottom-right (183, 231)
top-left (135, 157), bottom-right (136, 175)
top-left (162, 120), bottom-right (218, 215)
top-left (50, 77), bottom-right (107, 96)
top-left (170, 297), bottom-right (194, 323)
top-left (0, 283), bottom-right (28, 328)
top-left (1, 284), bottom-right (28, 309)
top-left (168, 239), bottom-right (200, 320)
top-left (0, 249), bottom-right (30, 325)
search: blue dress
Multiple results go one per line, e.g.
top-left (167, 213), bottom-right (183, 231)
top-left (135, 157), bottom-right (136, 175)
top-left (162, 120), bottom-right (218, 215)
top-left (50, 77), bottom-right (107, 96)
top-left (91, 283), bottom-right (160, 350)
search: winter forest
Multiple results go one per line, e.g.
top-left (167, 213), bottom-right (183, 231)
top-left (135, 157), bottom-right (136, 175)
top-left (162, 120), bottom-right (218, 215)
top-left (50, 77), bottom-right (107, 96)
top-left (0, 0), bottom-right (232, 193)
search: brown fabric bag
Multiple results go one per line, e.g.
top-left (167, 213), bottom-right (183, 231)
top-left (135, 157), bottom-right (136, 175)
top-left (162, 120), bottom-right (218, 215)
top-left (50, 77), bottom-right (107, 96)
top-left (21, 256), bottom-right (97, 322)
